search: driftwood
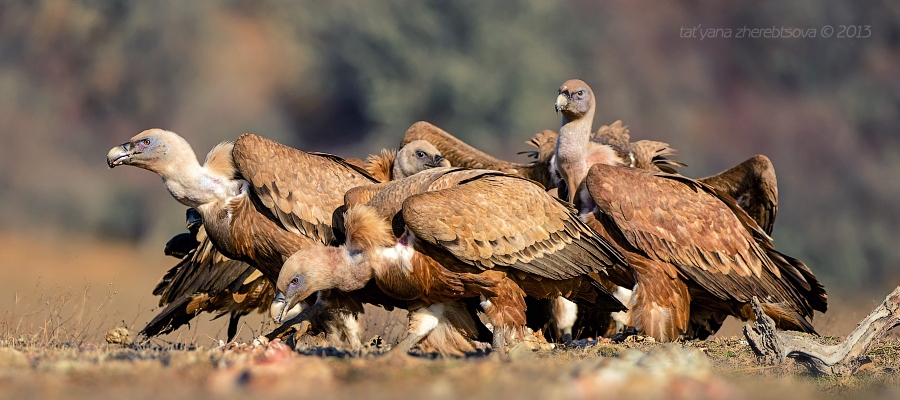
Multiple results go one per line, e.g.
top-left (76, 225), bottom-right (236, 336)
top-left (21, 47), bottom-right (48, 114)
top-left (743, 286), bottom-right (900, 376)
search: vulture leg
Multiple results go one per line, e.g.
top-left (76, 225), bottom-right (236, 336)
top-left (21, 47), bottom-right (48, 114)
top-left (551, 296), bottom-right (577, 344)
top-left (226, 312), bottom-right (241, 342)
top-left (391, 304), bottom-right (447, 356)
top-left (462, 296), bottom-right (495, 343)
top-left (331, 312), bottom-right (363, 350)
top-left (629, 259), bottom-right (691, 342)
top-left (610, 286), bottom-right (634, 333)
top-left (479, 279), bottom-right (528, 357)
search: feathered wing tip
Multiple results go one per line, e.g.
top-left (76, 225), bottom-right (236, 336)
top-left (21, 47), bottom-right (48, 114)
top-left (343, 205), bottom-right (396, 253)
top-left (768, 249), bottom-right (828, 314)
top-left (594, 120), bottom-right (631, 148)
top-left (364, 148), bottom-right (398, 183)
top-left (740, 301), bottom-right (818, 334)
top-left (203, 141), bottom-right (237, 178)
top-left (520, 130), bottom-right (559, 163)
top-left (343, 157), bottom-right (368, 170)
top-left (630, 140), bottom-right (687, 173)
top-left (140, 294), bottom-right (206, 337)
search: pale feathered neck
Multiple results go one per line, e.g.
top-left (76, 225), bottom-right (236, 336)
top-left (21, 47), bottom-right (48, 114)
top-left (557, 104), bottom-right (596, 157)
top-left (555, 106), bottom-right (596, 201)
top-left (316, 246), bottom-right (375, 293)
top-left (161, 140), bottom-right (239, 208)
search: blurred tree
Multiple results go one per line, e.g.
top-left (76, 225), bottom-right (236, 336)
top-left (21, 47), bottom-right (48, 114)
top-left (0, 0), bottom-right (898, 293)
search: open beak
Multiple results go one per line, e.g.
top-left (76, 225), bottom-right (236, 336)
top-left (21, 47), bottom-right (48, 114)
top-left (106, 142), bottom-right (132, 168)
top-left (426, 155), bottom-right (449, 168)
top-left (554, 93), bottom-right (569, 113)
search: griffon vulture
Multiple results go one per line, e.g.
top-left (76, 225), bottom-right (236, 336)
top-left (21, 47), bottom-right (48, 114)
top-left (400, 101), bottom-right (778, 342)
top-left (108, 130), bottom-right (463, 348)
top-left (107, 131), bottom-right (375, 345)
top-left (554, 79), bottom-right (826, 341)
top-left (137, 139), bottom-right (454, 343)
top-left (273, 167), bottom-right (632, 355)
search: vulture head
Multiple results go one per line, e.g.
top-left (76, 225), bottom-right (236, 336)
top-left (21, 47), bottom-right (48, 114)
top-left (270, 245), bottom-right (373, 323)
top-left (107, 128), bottom-right (197, 174)
top-left (554, 79), bottom-right (595, 121)
top-left (392, 140), bottom-right (450, 179)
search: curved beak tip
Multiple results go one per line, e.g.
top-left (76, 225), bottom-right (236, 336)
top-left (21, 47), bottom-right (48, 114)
top-left (554, 94), bottom-right (569, 113)
top-left (428, 155), bottom-right (449, 168)
top-left (270, 292), bottom-right (287, 323)
top-left (106, 143), bottom-right (131, 168)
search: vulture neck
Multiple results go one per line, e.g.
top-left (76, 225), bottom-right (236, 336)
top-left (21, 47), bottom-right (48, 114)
top-left (158, 151), bottom-right (236, 209)
top-left (330, 247), bottom-right (376, 293)
top-left (556, 108), bottom-right (595, 202)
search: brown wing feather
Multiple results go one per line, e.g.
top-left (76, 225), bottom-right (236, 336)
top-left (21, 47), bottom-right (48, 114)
top-left (232, 133), bottom-right (378, 244)
top-left (628, 140), bottom-right (687, 174)
top-left (698, 155), bottom-right (778, 235)
top-left (155, 227), bottom-right (257, 306)
top-left (401, 173), bottom-right (627, 280)
top-left (363, 149), bottom-right (397, 183)
top-left (401, 122), bottom-right (552, 187)
top-left (585, 163), bottom-right (825, 316)
top-left (519, 130), bottom-right (558, 164)
top-left (359, 167), bottom-right (474, 220)
top-left (143, 226), bottom-right (273, 337)
top-left (586, 164), bottom-right (769, 278)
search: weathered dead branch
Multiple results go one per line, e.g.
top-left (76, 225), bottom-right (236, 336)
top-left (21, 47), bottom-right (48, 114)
top-left (744, 286), bottom-right (900, 376)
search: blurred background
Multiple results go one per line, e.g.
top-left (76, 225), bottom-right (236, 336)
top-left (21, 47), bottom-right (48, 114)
top-left (1, 0), bottom-right (898, 342)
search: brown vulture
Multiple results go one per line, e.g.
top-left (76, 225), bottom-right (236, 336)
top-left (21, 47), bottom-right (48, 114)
top-left (272, 167), bottom-right (631, 354)
top-left (139, 140), bottom-right (452, 342)
top-left (108, 130), bottom-right (457, 349)
top-left (399, 120), bottom-right (779, 342)
top-left (554, 79), bottom-right (826, 341)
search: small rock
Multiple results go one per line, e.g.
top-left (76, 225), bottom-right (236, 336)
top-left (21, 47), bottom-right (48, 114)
top-left (105, 326), bottom-right (130, 345)
top-left (251, 336), bottom-right (269, 347)
top-left (508, 342), bottom-right (536, 361)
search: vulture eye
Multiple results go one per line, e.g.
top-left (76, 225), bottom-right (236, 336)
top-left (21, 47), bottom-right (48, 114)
top-left (289, 277), bottom-right (299, 286)
top-left (142, 138), bottom-right (151, 146)
top-left (415, 150), bottom-right (426, 159)
top-left (575, 90), bottom-right (585, 98)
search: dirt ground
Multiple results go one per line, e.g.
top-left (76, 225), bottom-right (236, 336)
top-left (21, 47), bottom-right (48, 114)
top-left (2, 232), bottom-right (900, 400)
top-left (2, 335), bottom-right (900, 400)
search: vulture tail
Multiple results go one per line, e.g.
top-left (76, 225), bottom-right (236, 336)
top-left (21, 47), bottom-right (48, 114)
top-left (140, 295), bottom-right (202, 338)
top-left (744, 301), bottom-right (818, 335)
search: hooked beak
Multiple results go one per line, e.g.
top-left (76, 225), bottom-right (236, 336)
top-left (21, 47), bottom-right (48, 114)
top-left (185, 208), bottom-right (203, 231)
top-left (426, 155), bottom-right (449, 168)
top-left (270, 291), bottom-right (288, 323)
top-left (554, 93), bottom-right (569, 113)
top-left (106, 142), bottom-right (132, 168)
top-left (270, 290), bottom-right (304, 324)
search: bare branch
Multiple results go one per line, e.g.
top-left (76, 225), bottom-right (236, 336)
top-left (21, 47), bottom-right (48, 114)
top-left (743, 287), bottom-right (900, 376)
